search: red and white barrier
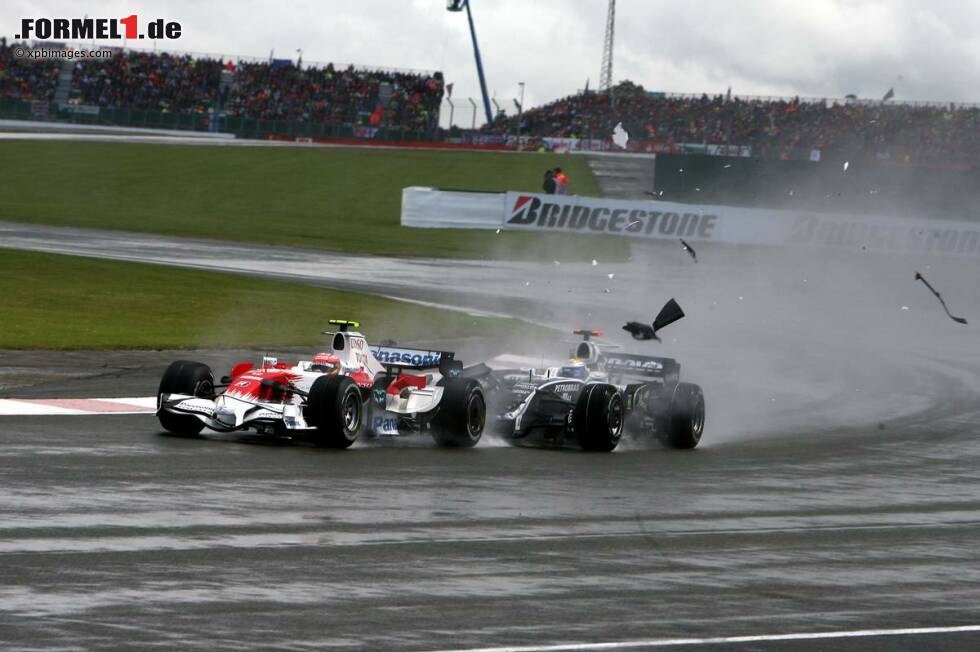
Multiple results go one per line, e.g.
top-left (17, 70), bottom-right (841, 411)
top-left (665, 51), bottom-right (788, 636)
top-left (0, 397), bottom-right (157, 416)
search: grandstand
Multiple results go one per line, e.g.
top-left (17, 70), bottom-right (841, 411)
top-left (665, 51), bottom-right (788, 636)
top-left (0, 38), bottom-right (61, 101)
top-left (481, 81), bottom-right (980, 170)
top-left (0, 37), bottom-right (444, 140)
top-left (4, 36), bottom-right (980, 218)
top-left (4, 36), bottom-right (980, 172)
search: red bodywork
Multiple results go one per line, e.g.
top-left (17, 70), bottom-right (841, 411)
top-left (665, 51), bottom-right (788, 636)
top-left (226, 369), bottom-right (301, 402)
top-left (348, 369), bottom-right (374, 388)
top-left (229, 362), bottom-right (254, 378)
top-left (387, 374), bottom-right (427, 395)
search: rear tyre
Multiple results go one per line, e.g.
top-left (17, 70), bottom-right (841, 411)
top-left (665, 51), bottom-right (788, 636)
top-left (306, 376), bottom-right (363, 449)
top-left (157, 360), bottom-right (213, 436)
top-left (431, 378), bottom-right (485, 448)
top-left (664, 382), bottom-right (705, 449)
top-left (573, 383), bottom-right (624, 452)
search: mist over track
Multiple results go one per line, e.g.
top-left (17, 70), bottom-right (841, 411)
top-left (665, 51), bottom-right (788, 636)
top-left (3, 216), bottom-right (980, 649)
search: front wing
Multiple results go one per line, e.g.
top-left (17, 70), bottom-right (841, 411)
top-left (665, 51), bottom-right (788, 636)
top-left (158, 393), bottom-right (309, 433)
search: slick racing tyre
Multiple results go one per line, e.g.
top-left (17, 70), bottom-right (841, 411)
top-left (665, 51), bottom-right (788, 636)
top-left (431, 378), bottom-right (485, 448)
top-left (157, 360), bottom-right (214, 436)
top-left (306, 376), bottom-right (364, 449)
top-left (664, 382), bottom-right (705, 449)
top-left (573, 383), bottom-right (624, 452)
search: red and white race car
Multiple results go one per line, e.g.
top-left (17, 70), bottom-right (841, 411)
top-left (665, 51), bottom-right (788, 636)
top-left (156, 320), bottom-right (485, 448)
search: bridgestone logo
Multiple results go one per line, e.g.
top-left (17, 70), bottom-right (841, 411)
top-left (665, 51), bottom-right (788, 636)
top-left (788, 214), bottom-right (980, 255)
top-left (508, 195), bottom-right (718, 238)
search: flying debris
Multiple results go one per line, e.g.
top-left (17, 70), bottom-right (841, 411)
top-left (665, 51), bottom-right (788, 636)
top-left (622, 298), bottom-right (686, 342)
top-left (622, 322), bottom-right (656, 340)
top-left (627, 220), bottom-right (642, 230)
top-left (611, 122), bottom-right (629, 149)
top-left (914, 271), bottom-right (967, 324)
top-left (679, 238), bottom-right (698, 262)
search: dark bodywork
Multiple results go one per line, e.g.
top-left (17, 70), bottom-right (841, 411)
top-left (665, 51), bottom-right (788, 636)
top-left (473, 349), bottom-right (683, 448)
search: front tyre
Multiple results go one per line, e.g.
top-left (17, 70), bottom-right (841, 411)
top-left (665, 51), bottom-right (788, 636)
top-left (306, 376), bottom-right (363, 449)
top-left (431, 378), bottom-right (485, 448)
top-left (664, 382), bottom-right (705, 449)
top-left (573, 383), bottom-right (624, 452)
top-left (157, 360), bottom-right (213, 436)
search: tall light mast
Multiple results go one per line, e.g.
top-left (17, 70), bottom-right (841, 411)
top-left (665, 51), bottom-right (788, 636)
top-left (599, 0), bottom-right (616, 93)
top-left (447, 0), bottom-right (494, 126)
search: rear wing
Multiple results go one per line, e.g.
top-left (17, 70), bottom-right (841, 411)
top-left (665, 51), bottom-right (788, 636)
top-left (572, 328), bottom-right (603, 341)
top-left (601, 353), bottom-right (680, 383)
top-left (370, 345), bottom-right (462, 378)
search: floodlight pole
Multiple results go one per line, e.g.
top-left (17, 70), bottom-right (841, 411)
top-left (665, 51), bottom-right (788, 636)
top-left (600, 0), bottom-right (615, 93)
top-left (462, 1), bottom-right (494, 126)
top-left (468, 98), bottom-right (478, 130)
top-left (516, 82), bottom-right (525, 151)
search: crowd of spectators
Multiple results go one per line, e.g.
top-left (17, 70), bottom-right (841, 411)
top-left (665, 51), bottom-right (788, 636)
top-left (482, 82), bottom-right (980, 166)
top-left (226, 62), bottom-right (442, 132)
top-left (71, 50), bottom-right (223, 113)
top-left (13, 40), bottom-right (978, 167)
top-left (65, 48), bottom-right (442, 133)
top-left (0, 38), bottom-right (61, 101)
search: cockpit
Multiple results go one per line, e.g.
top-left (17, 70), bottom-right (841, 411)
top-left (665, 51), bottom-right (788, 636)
top-left (558, 359), bottom-right (590, 380)
top-left (309, 353), bottom-right (341, 374)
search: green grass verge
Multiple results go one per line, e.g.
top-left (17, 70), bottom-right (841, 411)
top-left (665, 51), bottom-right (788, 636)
top-left (0, 141), bottom-right (628, 261)
top-left (0, 249), bottom-right (548, 349)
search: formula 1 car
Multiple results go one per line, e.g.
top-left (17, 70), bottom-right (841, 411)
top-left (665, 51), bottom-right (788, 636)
top-left (476, 311), bottom-right (704, 452)
top-left (156, 320), bottom-right (485, 448)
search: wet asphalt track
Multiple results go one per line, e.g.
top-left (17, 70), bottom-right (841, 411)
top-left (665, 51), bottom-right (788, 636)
top-left (3, 222), bottom-right (980, 649)
top-left (3, 400), bottom-right (980, 651)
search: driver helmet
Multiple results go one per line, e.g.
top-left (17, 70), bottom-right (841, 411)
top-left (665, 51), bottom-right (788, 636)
top-left (310, 353), bottom-right (341, 374)
top-left (558, 358), bottom-right (590, 380)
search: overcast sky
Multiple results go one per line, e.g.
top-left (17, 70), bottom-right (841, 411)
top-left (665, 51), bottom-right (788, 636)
top-left (7, 0), bottom-right (980, 126)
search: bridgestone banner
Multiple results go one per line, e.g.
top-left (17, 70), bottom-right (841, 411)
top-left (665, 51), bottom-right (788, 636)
top-left (505, 192), bottom-right (724, 241)
top-left (401, 187), bottom-right (980, 257)
top-left (401, 187), bottom-right (504, 230)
